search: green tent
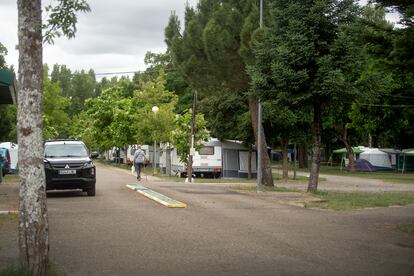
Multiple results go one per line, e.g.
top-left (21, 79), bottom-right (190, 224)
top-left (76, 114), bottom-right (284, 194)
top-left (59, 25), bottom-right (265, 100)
top-left (332, 147), bottom-right (364, 171)
top-left (0, 69), bottom-right (17, 105)
top-left (398, 149), bottom-right (414, 173)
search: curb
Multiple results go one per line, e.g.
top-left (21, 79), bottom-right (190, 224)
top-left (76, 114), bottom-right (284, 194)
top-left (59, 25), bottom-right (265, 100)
top-left (126, 184), bottom-right (187, 208)
top-left (0, 210), bottom-right (19, 216)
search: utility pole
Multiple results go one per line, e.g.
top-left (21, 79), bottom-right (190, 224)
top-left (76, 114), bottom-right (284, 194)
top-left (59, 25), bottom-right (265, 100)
top-left (187, 90), bottom-right (197, 183)
top-left (257, 0), bottom-right (264, 192)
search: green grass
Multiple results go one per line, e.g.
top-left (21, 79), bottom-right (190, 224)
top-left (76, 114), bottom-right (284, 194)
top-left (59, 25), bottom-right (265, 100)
top-left (306, 191), bottom-right (414, 210)
top-left (397, 222), bottom-right (414, 234)
top-left (318, 166), bottom-right (414, 184)
top-left (0, 265), bottom-right (28, 276)
top-left (229, 185), bottom-right (301, 193)
top-left (1, 174), bottom-right (19, 184)
top-left (272, 161), bottom-right (414, 184)
top-left (0, 213), bottom-right (18, 223)
top-left (0, 264), bottom-right (59, 276)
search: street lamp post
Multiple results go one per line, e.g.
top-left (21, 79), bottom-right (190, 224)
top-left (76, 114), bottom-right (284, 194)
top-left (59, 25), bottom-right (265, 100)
top-left (152, 105), bottom-right (159, 175)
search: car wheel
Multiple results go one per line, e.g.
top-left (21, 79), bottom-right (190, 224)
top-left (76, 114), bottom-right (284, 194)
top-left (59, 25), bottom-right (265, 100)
top-left (87, 185), bottom-right (96, 196)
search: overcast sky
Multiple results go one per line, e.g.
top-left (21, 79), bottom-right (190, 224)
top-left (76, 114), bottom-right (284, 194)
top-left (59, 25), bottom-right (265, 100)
top-left (0, 0), bottom-right (198, 79)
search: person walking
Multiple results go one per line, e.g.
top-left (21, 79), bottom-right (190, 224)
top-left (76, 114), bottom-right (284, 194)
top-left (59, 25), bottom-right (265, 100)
top-left (133, 146), bottom-right (146, 181)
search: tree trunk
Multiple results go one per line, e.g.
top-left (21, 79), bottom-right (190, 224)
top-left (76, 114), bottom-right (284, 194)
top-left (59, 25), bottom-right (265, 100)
top-left (166, 146), bottom-right (171, 177)
top-left (341, 128), bottom-right (355, 173)
top-left (281, 136), bottom-right (289, 182)
top-left (248, 96), bottom-right (274, 187)
top-left (247, 145), bottom-right (252, 179)
top-left (307, 103), bottom-right (321, 193)
top-left (124, 146), bottom-right (128, 164)
top-left (345, 143), bottom-right (356, 173)
top-left (17, 0), bottom-right (49, 275)
top-left (298, 143), bottom-right (308, 169)
top-left (368, 133), bottom-right (372, 148)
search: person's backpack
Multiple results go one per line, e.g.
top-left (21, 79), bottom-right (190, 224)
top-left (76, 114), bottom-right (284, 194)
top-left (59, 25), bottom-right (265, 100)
top-left (135, 150), bottom-right (145, 163)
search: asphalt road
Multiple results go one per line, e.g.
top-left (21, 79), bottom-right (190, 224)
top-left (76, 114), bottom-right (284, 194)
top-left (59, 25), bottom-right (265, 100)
top-left (46, 164), bottom-right (414, 275)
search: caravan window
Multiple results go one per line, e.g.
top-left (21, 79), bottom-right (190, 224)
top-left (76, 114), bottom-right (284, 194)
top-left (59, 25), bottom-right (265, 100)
top-left (199, 146), bottom-right (214, 155)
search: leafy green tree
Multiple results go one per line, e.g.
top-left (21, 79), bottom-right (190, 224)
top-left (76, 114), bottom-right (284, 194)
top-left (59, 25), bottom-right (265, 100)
top-left (263, 102), bottom-right (312, 180)
top-left (0, 42), bottom-right (7, 68)
top-left (50, 64), bottom-right (98, 116)
top-left (0, 105), bottom-right (17, 142)
top-left (43, 65), bottom-right (71, 140)
top-left (133, 51), bottom-right (193, 114)
top-left (132, 71), bottom-right (178, 145)
top-left (200, 92), bottom-right (251, 142)
top-left (317, 9), bottom-right (387, 172)
top-left (250, 0), bottom-right (360, 192)
top-left (70, 111), bottom-right (98, 149)
top-left (69, 69), bottom-right (97, 115)
top-left (165, 0), bottom-right (274, 186)
top-left (83, 85), bottom-right (124, 152)
top-left (172, 109), bottom-right (210, 166)
top-left (43, 0), bottom-right (91, 44)
top-left (349, 4), bottom-right (414, 148)
top-left (50, 64), bottom-right (73, 97)
top-left (0, 44), bottom-right (17, 142)
top-left (95, 76), bottom-right (132, 97)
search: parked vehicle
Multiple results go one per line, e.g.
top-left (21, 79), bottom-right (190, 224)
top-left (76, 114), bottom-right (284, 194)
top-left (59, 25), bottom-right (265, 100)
top-left (1, 147), bottom-right (10, 176)
top-left (0, 142), bottom-right (18, 173)
top-left (44, 140), bottom-right (98, 196)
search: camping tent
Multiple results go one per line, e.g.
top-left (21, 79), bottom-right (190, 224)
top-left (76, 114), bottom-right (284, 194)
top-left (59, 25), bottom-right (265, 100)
top-left (379, 148), bottom-right (401, 167)
top-left (398, 149), bottom-right (414, 173)
top-left (353, 159), bottom-right (376, 172)
top-left (332, 147), bottom-right (365, 170)
top-left (359, 148), bottom-right (392, 170)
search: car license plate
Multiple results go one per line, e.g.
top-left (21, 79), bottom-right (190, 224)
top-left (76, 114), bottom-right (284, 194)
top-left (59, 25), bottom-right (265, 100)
top-left (59, 169), bottom-right (76, 175)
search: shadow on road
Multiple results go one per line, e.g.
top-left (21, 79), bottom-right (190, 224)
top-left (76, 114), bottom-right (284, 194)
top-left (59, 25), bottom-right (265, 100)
top-left (47, 190), bottom-right (87, 198)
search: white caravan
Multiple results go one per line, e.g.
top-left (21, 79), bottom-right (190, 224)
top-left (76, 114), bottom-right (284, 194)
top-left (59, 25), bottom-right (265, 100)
top-left (160, 138), bottom-right (257, 178)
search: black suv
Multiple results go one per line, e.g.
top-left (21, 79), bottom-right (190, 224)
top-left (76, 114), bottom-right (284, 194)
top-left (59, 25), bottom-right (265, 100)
top-left (44, 140), bottom-right (97, 196)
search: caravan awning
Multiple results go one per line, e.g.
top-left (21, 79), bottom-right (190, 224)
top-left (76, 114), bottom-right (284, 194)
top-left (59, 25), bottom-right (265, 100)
top-left (0, 69), bottom-right (17, 104)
